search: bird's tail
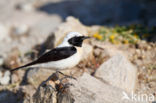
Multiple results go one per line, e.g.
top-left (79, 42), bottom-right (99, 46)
top-left (11, 61), bottom-right (37, 72)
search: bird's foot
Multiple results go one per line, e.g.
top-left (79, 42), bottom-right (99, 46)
top-left (56, 82), bottom-right (73, 93)
top-left (56, 71), bottom-right (77, 82)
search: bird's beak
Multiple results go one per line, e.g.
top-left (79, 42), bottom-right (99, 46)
top-left (68, 35), bottom-right (91, 47)
top-left (82, 36), bottom-right (91, 40)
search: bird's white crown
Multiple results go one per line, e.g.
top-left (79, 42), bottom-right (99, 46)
top-left (58, 32), bottom-right (83, 47)
top-left (64, 32), bottom-right (83, 41)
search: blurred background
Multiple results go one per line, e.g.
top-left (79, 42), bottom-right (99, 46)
top-left (1, 0), bottom-right (156, 25)
top-left (0, 0), bottom-right (156, 103)
top-left (0, 0), bottom-right (156, 45)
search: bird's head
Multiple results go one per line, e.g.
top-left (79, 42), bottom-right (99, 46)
top-left (63, 32), bottom-right (90, 47)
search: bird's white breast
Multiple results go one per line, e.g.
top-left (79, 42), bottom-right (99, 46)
top-left (33, 48), bottom-right (82, 70)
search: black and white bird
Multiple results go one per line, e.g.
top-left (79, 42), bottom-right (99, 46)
top-left (11, 32), bottom-right (90, 72)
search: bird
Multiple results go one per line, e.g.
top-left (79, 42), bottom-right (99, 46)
top-left (11, 32), bottom-right (90, 72)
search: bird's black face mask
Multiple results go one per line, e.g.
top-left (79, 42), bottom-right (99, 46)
top-left (68, 36), bottom-right (90, 47)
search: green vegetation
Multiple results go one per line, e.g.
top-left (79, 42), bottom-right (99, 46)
top-left (93, 24), bottom-right (156, 44)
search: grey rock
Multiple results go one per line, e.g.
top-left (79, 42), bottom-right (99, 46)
top-left (0, 56), bottom-right (4, 66)
top-left (0, 70), bottom-right (11, 85)
top-left (30, 72), bottom-right (146, 103)
top-left (16, 1), bottom-right (36, 12)
top-left (95, 54), bottom-right (137, 93)
top-left (33, 85), bottom-right (56, 103)
top-left (0, 23), bottom-right (11, 41)
top-left (32, 78), bottom-right (74, 103)
top-left (3, 48), bottom-right (21, 70)
top-left (11, 24), bottom-right (30, 36)
top-left (69, 73), bottom-right (142, 103)
top-left (31, 71), bottom-right (74, 103)
top-left (82, 43), bottom-right (93, 60)
top-left (0, 90), bottom-right (23, 103)
top-left (92, 41), bottom-right (125, 57)
top-left (27, 68), bottom-right (55, 88)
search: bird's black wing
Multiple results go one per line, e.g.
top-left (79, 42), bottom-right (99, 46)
top-left (36, 46), bottom-right (77, 63)
top-left (11, 46), bottom-right (77, 72)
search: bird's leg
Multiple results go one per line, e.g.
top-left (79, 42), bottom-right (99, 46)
top-left (56, 71), bottom-right (76, 81)
top-left (46, 71), bottom-right (76, 93)
top-left (62, 83), bottom-right (74, 89)
top-left (56, 81), bottom-right (74, 93)
top-left (46, 72), bottom-right (59, 82)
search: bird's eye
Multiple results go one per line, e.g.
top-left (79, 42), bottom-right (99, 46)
top-left (68, 36), bottom-right (84, 47)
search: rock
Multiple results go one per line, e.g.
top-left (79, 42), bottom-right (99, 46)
top-left (0, 23), bottom-right (11, 41)
top-left (92, 41), bottom-right (125, 57)
top-left (11, 73), bottom-right (20, 83)
top-left (16, 1), bottom-right (36, 12)
top-left (82, 43), bottom-right (93, 60)
top-left (4, 48), bottom-right (21, 70)
top-left (31, 72), bottom-right (145, 103)
top-left (149, 70), bottom-right (156, 82)
top-left (89, 25), bottom-right (100, 34)
top-left (32, 72), bottom-right (73, 103)
top-left (11, 69), bottom-right (25, 84)
top-left (68, 73), bottom-right (141, 103)
top-left (54, 16), bottom-right (88, 46)
top-left (11, 24), bottom-right (29, 36)
top-left (20, 85), bottom-right (36, 98)
top-left (0, 90), bottom-right (23, 103)
top-left (33, 84), bottom-right (57, 103)
top-left (0, 70), bottom-right (11, 85)
top-left (0, 56), bottom-right (4, 66)
top-left (15, 0), bottom-right (49, 12)
top-left (95, 54), bottom-right (137, 93)
top-left (27, 68), bottom-right (55, 88)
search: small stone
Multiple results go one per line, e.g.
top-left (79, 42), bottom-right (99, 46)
top-left (4, 48), bottom-right (21, 69)
top-left (0, 56), bottom-right (4, 66)
top-left (0, 23), bottom-right (11, 41)
top-left (82, 43), bottom-right (93, 60)
top-left (11, 73), bottom-right (20, 83)
top-left (0, 70), bottom-right (11, 85)
top-left (0, 90), bottom-right (21, 103)
top-left (149, 75), bottom-right (156, 82)
top-left (94, 48), bottom-right (101, 57)
top-left (20, 85), bottom-right (36, 97)
top-left (147, 45), bottom-right (151, 50)
top-left (95, 54), bottom-right (138, 93)
top-left (11, 24), bottom-right (29, 36)
top-left (16, 3), bottom-right (35, 12)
